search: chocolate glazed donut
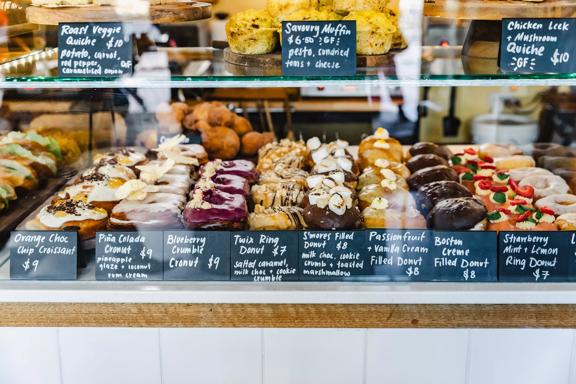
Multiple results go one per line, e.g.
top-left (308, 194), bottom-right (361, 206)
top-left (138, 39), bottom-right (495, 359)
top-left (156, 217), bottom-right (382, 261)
top-left (428, 197), bottom-right (487, 230)
top-left (408, 142), bottom-right (453, 160)
top-left (415, 181), bottom-right (472, 214)
top-left (406, 154), bottom-right (449, 173)
top-left (303, 204), bottom-right (363, 230)
top-left (407, 165), bottom-right (458, 191)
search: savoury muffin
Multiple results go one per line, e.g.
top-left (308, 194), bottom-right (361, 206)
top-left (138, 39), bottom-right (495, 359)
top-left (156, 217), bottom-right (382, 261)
top-left (334, 0), bottom-right (388, 13)
top-left (343, 11), bottom-right (396, 55)
top-left (226, 9), bottom-right (278, 55)
top-left (266, 0), bottom-right (319, 24)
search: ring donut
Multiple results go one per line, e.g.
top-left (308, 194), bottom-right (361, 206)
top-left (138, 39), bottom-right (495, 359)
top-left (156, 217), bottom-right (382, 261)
top-left (532, 143), bottom-right (570, 161)
top-left (535, 194), bottom-right (576, 216)
top-left (509, 167), bottom-right (552, 181)
top-left (519, 174), bottom-right (570, 200)
top-left (557, 213), bottom-right (576, 231)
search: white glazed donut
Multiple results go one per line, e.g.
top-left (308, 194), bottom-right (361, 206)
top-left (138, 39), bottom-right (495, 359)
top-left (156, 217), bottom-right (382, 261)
top-left (519, 174), bottom-right (570, 200)
top-left (535, 194), bottom-right (576, 215)
top-left (509, 167), bottom-right (553, 181)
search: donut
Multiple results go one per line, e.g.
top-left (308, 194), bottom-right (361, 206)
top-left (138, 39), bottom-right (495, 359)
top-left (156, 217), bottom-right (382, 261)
top-left (406, 154), bottom-right (448, 173)
top-left (358, 184), bottom-right (415, 211)
top-left (427, 197), bottom-right (487, 230)
top-left (201, 126), bottom-right (240, 160)
top-left (303, 185), bottom-right (362, 230)
top-left (408, 142), bottom-right (453, 160)
top-left (357, 166), bottom-right (408, 191)
top-left (552, 169), bottom-right (576, 192)
top-left (407, 165), bottom-right (458, 191)
top-left (535, 194), bottom-right (576, 216)
top-left (232, 115), bottom-right (253, 136)
top-left (508, 167), bottom-right (553, 181)
top-left (415, 181), bottom-right (472, 213)
top-left (357, 128), bottom-right (403, 168)
top-left (479, 143), bottom-right (523, 159)
top-left (519, 174), bottom-right (569, 200)
top-left (538, 156), bottom-right (576, 171)
top-left (363, 198), bottom-right (426, 229)
top-left (248, 205), bottom-right (307, 230)
top-left (241, 132), bottom-right (275, 156)
top-left (532, 143), bottom-right (570, 161)
top-left (556, 213), bottom-right (576, 231)
top-left (184, 188), bottom-right (248, 230)
top-left (495, 155), bottom-right (535, 170)
top-left (251, 182), bottom-right (306, 208)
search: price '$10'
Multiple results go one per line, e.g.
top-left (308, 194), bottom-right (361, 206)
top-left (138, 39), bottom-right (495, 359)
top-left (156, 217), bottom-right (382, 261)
top-left (551, 48), bottom-right (570, 67)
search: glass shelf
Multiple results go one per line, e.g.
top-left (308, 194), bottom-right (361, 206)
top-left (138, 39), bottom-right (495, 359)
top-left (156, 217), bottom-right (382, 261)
top-left (0, 46), bottom-right (574, 89)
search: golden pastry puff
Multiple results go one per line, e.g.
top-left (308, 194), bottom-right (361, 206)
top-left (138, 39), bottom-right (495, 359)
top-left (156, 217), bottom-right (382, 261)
top-left (343, 11), bottom-right (396, 55)
top-left (358, 127), bottom-right (403, 169)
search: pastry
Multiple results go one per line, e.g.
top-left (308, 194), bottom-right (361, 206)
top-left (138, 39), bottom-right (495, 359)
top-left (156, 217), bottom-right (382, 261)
top-left (226, 9), bottom-right (278, 55)
top-left (266, 0), bottom-right (319, 23)
top-left (306, 137), bottom-right (354, 167)
top-left (370, 158), bottom-right (410, 179)
top-left (30, 198), bottom-right (108, 241)
top-left (427, 197), bottom-right (487, 231)
top-left (0, 159), bottom-right (39, 191)
top-left (201, 126), bottom-right (240, 160)
top-left (358, 183), bottom-right (414, 211)
top-left (513, 207), bottom-right (557, 231)
top-left (241, 131), bottom-right (276, 157)
top-left (251, 183), bottom-right (306, 208)
top-left (334, 0), bottom-right (388, 13)
top-left (407, 165), bottom-right (458, 190)
top-left (552, 169), bottom-right (576, 192)
top-left (259, 166), bottom-right (310, 187)
top-left (509, 167), bottom-right (553, 181)
top-left (232, 115), bottom-right (254, 137)
top-left (184, 188), bottom-right (248, 230)
top-left (248, 205), bottom-right (307, 230)
top-left (519, 174), bottom-right (569, 200)
top-left (408, 142), bottom-right (452, 160)
top-left (479, 143), bottom-right (523, 159)
top-left (343, 11), bottom-right (396, 55)
top-left (303, 185), bottom-right (362, 229)
top-left (535, 194), bottom-right (576, 216)
top-left (257, 139), bottom-right (307, 173)
top-left (357, 166), bottom-right (408, 191)
top-left (0, 142), bottom-right (57, 178)
top-left (311, 157), bottom-right (358, 189)
top-left (415, 181), bottom-right (472, 214)
top-left (357, 128), bottom-right (403, 168)
top-left (197, 173), bottom-right (249, 196)
top-left (109, 192), bottom-right (186, 230)
top-left (94, 148), bottom-right (147, 169)
top-left (406, 154), bottom-right (448, 173)
top-left (207, 105), bottom-right (235, 128)
top-left (60, 179), bottom-right (125, 213)
top-left (81, 161), bottom-right (136, 182)
top-left (556, 213), bottom-right (576, 231)
top-left (538, 156), bottom-right (576, 171)
top-left (0, 183), bottom-right (16, 211)
top-left (532, 143), bottom-right (570, 161)
top-left (201, 159), bottom-right (258, 183)
top-left (1, 131), bottom-right (62, 162)
top-left (495, 155), bottom-right (536, 170)
top-left (487, 208), bottom-right (517, 232)
top-left (362, 197), bottom-right (426, 229)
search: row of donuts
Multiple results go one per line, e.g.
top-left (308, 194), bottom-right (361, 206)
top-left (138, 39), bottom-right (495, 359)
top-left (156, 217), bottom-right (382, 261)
top-left (0, 131), bottom-right (63, 212)
top-left (27, 136), bottom-right (209, 239)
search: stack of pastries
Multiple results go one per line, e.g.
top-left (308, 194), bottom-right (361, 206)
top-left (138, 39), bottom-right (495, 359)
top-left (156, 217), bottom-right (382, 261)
top-left (248, 140), bottom-right (309, 230)
top-left (226, 0), bottom-right (405, 57)
top-left (27, 136), bottom-right (209, 240)
top-left (0, 131), bottom-right (62, 213)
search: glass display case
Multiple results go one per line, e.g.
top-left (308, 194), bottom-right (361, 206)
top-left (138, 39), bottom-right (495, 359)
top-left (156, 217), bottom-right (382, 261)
top-left (0, 0), bottom-right (575, 329)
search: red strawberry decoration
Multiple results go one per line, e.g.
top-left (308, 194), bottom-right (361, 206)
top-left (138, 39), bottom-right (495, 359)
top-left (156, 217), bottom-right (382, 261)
top-left (539, 207), bottom-right (556, 216)
top-left (478, 179), bottom-right (493, 190)
top-left (464, 148), bottom-right (477, 155)
top-left (490, 185), bottom-right (508, 193)
top-left (473, 174), bottom-right (492, 181)
top-left (517, 211), bottom-right (533, 222)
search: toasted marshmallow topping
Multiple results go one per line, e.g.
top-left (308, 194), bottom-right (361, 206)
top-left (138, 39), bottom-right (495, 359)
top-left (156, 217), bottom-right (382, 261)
top-left (370, 197), bottom-right (389, 210)
top-left (373, 127), bottom-right (390, 140)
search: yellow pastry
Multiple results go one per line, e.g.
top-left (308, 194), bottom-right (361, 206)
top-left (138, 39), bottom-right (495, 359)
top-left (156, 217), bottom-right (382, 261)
top-left (226, 9), bottom-right (278, 55)
top-left (343, 11), bottom-right (396, 55)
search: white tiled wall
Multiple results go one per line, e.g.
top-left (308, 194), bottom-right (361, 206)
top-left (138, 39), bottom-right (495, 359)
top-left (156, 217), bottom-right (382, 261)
top-left (0, 328), bottom-right (575, 384)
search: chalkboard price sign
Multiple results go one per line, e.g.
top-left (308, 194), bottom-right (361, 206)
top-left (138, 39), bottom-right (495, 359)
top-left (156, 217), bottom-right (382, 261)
top-left (58, 22), bottom-right (133, 78)
top-left (95, 231), bottom-right (163, 281)
top-left (282, 21), bottom-right (357, 77)
top-left (366, 230), bottom-right (433, 281)
top-left (431, 231), bottom-right (497, 282)
top-left (299, 231), bottom-right (368, 281)
top-left (231, 231), bottom-right (299, 281)
top-left (500, 18), bottom-right (576, 74)
top-left (9, 231), bottom-right (78, 280)
top-left (499, 231), bottom-right (570, 282)
top-left (164, 231), bottom-right (230, 281)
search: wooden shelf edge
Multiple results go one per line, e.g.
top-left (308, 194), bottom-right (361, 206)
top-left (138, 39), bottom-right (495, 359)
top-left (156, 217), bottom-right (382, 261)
top-left (2, 303), bottom-right (576, 328)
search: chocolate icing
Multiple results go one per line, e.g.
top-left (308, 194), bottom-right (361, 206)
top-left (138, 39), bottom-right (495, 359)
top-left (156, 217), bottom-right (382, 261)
top-left (415, 181), bottom-right (472, 213)
top-left (407, 165), bottom-right (458, 191)
top-left (303, 204), bottom-right (363, 230)
top-left (409, 142), bottom-right (453, 160)
top-left (406, 154), bottom-right (449, 173)
top-left (427, 197), bottom-right (487, 230)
